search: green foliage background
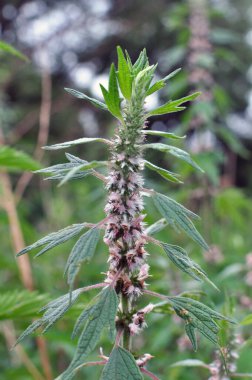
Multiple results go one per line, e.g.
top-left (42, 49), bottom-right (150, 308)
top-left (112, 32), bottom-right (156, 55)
top-left (1, 0), bottom-right (252, 379)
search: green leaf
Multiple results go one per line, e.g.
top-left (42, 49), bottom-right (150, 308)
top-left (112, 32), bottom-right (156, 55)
top-left (171, 359), bottom-right (208, 368)
top-left (168, 297), bottom-right (235, 349)
top-left (142, 130), bottom-right (185, 139)
top-left (117, 46), bottom-right (132, 99)
top-left (143, 143), bottom-right (203, 172)
top-left (17, 223), bottom-right (86, 258)
top-left (43, 137), bottom-right (110, 150)
top-left (65, 228), bottom-right (100, 296)
top-left (100, 63), bottom-right (122, 120)
top-left (145, 218), bottom-right (168, 236)
top-left (146, 68), bottom-right (181, 96)
top-left (58, 160), bottom-right (106, 186)
top-left (61, 287), bottom-right (118, 380)
top-left (144, 160), bottom-right (182, 183)
top-left (0, 40), bottom-right (29, 61)
top-left (15, 289), bottom-right (83, 346)
top-left (0, 146), bottom-right (41, 172)
top-left (153, 192), bottom-right (209, 250)
top-left (0, 290), bottom-right (49, 320)
top-left (148, 92), bottom-right (201, 116)
top-left (132, 49), bottom-right (149, 75)
top-left (64, 88), bottom-right (108, 111)
top-left (161, 243), bottom-right (218, 291)
top-left (240, 314), bottom-right (252, 326)
top-left (101, 347), bottom-right (143, 380)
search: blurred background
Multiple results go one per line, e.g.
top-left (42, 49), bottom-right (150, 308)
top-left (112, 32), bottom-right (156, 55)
top-left (1, 0), bottom-right (252, 379)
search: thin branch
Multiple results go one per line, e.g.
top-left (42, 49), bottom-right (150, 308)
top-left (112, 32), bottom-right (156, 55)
top-left (92, 170), bottom-right (107, 183)
top-left (114, 329), bottom-right (124, 347)
top-left (1, 321), bottom-right (45, 380)
top-left (143, 289), bottom-right (168, 301)
top-left (140, 368), bottom-right (161, 380)
top-left (80, 283), bottom-right (107, 293)
top-left (15, 51), bottom-right (52, 201)
top-left (74, 360), bottom-right (106, 373)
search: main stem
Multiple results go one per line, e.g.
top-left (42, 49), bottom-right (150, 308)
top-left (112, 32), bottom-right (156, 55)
top-left (104, 85), bottom-right (148, 352)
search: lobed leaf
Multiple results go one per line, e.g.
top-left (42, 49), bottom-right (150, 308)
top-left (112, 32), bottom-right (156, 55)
top-left (101, 347), bottom-right (143, 380)
top-left (64, 88), bottom-right (108, 111)
top-left (146, 67), bottom-right (181, 96)
top-left (161, 243), bottom-right (218, 291)
top-left (148, 92), bottom-right (201, 116)
top-left (65, 228), bottom-right (100, 296)
top-left (17, 223), bottom-right (86, 258)
top-left (43, 137), bottom-right (110, 151)
top-left (143, 143), bottom-right (203, 172)
top-left (168, 297), bottom-right (235, 350)
top-left (117, 46), bottom-right (132, 99)
top-left (144, 160), bottom-right (182, 183)
top-left (153, 192), bottom-right (209, 250)
top-left (15, 289), bottom-right (83, 346)
top-left (61, 287), bottom-right (118, 380)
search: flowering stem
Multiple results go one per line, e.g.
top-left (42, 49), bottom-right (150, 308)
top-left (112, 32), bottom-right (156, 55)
top-left (140, 368), bottom-right (161, 380)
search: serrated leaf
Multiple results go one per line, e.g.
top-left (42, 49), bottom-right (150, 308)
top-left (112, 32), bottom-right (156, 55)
top-left (161, 243), bottom-right (218, 290)
top-left (0, 146), bottom-right (41, 172)
top-left (142, 130), bottom-right (185, 139)
top-left (143, 143), bottom-right (203, 172)
top-left (61, 287), bottom-right (118, 380)
top-left (65, 228), bottom-right (100, 296)
top-left (43, 137), bottom-right (110, 151)
top-left (0, 290), bottom-right (49, 320)
top-left (0, 40), bottom-right (29, 61)
top-left (64, 88), bottom-right (108, 111)
top-left (171, 359), bottom-right (207, 368)
top-left (148, 92), bottom-right (201, 116)
top-left (145, 218), bottom-right (168, 236)
top-left (15, 289), bottom-right (83, 346)
top-left (101, 347), bottom-right (143, 380)
top-left (144, 160), bottom-right (182, 183)
top-left (153, 192), bottom-right (209, 250)
top-left (146, 68), bottom-right (181, 96)
top-left (100, 63), bottom-right (122, 120)
top-left (185, 324), bottom-right (198, 351)
top-left (168, 297), bottom-right (235, 349)
top-left (117, 46), bottom-right (132, 99)
top-left (58, 161), bottom-right (106, 186)
top-left (17, 223), bottom-right (86, 258)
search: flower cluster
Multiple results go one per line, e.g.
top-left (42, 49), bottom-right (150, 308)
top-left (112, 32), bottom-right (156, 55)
top-left (129, 304), bottom-right (154, 335)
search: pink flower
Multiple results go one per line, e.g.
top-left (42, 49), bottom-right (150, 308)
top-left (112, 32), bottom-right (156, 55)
top-left (138, 264), bottom-right (150, 281)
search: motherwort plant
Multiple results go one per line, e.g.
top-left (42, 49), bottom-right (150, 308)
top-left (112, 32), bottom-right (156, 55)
top-left (16, 47), bottom-right (234, 380)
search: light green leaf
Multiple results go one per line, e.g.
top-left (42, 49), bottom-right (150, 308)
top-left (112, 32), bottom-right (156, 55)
top-left (64, 88), bottom-right (108, 111)
top-left (15, 289), bottom-right (83, 346)
top-left (132, 48), bottom-right (148, 75)
top-left (168, 297), bottom-right (235, 349)
top-left (65, 228), bottom-right (100, 296)
top-left (0, 40), bottom-right (29, 61)
top-left (161, 243), bottom-right (218, 291)
top-left (144, 160), bottom-right (182, 183)
top-left (171, 359), bottom-right (208, 368)
top-left (100, 63), bottom-right (122, 120)
top-left (148, 92), bottom-right (201, 116)
top-left (58, 161), bottom-right (106, 186)
top-left (43, 137), bottom-right (110, 150)
top-left (101, 347), bottom-right (143, 380)
top-left (61, 287), bottom-right (118, 380)
top-left (0, 290), bottom-right (49, 320)
top-left (146, 68), bottom-right (181, 96)
top-left (145, 218), bottom-right (167, 236)
top-left (153, 192), bottom-right (209, 250)
top-left (17, 223), bottom-right (86, 258)
top-left (0, 146), bottom-right (41, 172)
top-left (142, 130), bottom-right (185, 139)
top-left (143, 143), bottom-right (203, 172)
top-left (240, 314), bottom-right (252, 326)
top-left (117, 46), bottom-right (132, 99)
